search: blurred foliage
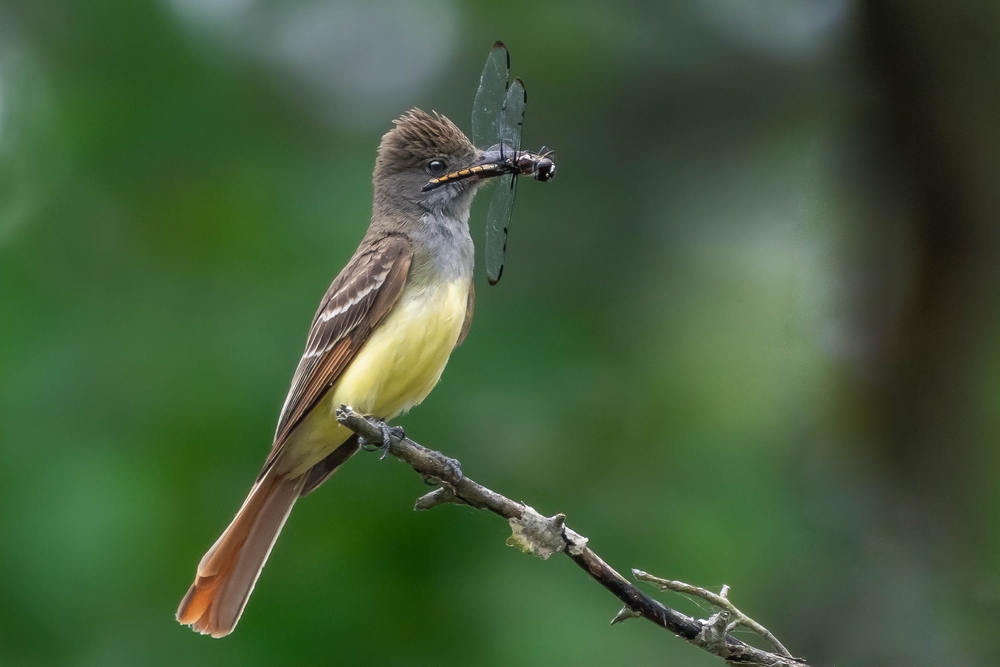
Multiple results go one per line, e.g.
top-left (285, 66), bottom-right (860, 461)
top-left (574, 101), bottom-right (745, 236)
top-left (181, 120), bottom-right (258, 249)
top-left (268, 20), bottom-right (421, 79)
top-left (1, 1), bottom-right (999, 666)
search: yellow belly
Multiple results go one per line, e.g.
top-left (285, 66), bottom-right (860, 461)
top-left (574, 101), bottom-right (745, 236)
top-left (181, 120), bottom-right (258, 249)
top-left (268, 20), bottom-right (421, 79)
top-left (279, 278), bottom-right (469, 476)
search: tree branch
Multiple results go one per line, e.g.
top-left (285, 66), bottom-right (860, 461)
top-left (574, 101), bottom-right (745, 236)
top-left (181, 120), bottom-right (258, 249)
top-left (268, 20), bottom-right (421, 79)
top-left (336, 406), bottom-right (822, 667)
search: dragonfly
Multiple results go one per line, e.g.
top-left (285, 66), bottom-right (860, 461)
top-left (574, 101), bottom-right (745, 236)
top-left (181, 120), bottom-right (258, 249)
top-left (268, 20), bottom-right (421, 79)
top-left (422, 41), bottom-right (555, 285)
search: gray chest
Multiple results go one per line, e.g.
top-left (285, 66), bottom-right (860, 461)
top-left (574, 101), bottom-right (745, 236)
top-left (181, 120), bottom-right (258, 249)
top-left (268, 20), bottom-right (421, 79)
top-left (410, 211), bottom-right (475, 283)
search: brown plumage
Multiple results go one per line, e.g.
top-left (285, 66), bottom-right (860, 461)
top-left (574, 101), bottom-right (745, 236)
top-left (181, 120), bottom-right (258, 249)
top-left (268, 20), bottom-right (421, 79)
top-left (176, 109), bottom-right (483, 638)
top-left (375, 109), bottom-right (476, 176)
top-left (176, 470), bottom-right (306, 636)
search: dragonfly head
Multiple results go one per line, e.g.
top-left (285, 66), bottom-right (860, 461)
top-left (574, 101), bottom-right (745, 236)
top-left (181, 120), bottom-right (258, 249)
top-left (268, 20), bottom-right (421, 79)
top-left (514, 147), bottom-right (556, 183)
top-left (533, 157), bottom-right (556, 181)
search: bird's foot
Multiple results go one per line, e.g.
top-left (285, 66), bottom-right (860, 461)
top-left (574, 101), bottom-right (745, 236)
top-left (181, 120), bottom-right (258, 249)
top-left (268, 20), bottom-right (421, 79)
top-left (421, 454), bottom-right (463, 486)
top-left (442, 454), bottom-right (463, 482)
top-left (359, 419), bottom-right (404, 460)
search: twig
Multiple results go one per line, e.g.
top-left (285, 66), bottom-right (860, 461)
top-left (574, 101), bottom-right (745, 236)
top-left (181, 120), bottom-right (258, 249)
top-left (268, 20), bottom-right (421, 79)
top-left (633, 571), bottom-right (793, 658)
top-left (336, 406), bottom-right (821, 667)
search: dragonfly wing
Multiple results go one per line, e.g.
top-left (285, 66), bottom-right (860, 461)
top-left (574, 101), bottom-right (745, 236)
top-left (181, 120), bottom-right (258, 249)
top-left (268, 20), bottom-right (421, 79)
top-left (499, 77), bottom-right (526, 158)
top-left (472, 41), bottom-right (509, 150)
top-left (485, 172), bottom-right (517, 285)
top-left (483, 78), bottom-right (527, 285)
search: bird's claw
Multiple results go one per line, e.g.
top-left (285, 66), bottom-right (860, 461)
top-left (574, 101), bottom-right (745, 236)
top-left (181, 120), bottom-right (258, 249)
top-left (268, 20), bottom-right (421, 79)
top-left (442, 455), bottom-right (463, 482)
top-left (421, 455), bottom-right (463, 486)
top-left (359, 420), bottom-right (404, 460)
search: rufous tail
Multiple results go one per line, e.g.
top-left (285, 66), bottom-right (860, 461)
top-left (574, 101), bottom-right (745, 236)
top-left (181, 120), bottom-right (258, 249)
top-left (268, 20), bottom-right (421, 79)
top-left (176, 469), bottom-right (305, 638)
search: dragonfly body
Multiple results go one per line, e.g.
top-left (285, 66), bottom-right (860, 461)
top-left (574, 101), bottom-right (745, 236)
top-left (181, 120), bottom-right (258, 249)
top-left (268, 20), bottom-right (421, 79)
top-left (422, 147), bottom-right (556, 192)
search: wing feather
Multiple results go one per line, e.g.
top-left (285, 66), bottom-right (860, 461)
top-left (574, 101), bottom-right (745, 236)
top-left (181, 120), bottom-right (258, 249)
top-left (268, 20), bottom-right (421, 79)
top-left (259, 234), bottom-right (412, 478)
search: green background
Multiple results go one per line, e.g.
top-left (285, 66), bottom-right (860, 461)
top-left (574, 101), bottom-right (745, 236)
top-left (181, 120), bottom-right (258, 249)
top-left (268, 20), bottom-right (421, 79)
top-left (2, 1), bottom-right (999, 665)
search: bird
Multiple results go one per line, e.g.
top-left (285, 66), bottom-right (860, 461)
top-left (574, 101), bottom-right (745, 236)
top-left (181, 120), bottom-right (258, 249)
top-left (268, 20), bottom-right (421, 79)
top-left (177, 109), bottom-right (508, 638)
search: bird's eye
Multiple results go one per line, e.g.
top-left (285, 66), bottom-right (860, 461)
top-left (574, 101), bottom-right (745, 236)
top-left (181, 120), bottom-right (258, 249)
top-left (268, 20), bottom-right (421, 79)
top-left (427, 159), bottom-right (447, 176)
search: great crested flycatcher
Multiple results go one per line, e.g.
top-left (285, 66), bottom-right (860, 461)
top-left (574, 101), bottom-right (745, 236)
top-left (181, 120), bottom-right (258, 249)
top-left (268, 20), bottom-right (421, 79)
top-left (177, 109), bottom-right (512, 638)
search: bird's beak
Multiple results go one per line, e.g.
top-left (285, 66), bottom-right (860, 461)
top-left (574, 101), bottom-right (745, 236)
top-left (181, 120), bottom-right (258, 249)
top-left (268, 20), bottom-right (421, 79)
top-left (421, 147), bottom-right (510, 192)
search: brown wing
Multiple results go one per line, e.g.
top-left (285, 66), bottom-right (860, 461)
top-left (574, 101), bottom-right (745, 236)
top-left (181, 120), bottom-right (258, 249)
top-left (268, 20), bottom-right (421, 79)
top-left (258, 233), bottom-right (412, 478)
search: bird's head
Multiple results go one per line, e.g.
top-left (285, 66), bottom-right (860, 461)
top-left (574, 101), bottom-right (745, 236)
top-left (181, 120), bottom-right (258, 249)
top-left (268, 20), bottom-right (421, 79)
top-left (373, 109), bottom-right (502, 216)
